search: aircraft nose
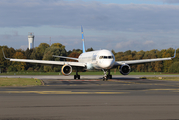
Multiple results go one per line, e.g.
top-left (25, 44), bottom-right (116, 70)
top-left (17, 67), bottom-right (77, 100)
top-left (102, 60), bottom-right (114, 69)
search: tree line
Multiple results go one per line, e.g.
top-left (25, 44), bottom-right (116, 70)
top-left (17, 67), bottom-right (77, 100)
top-left (0, 43), bottom-right (178, 73)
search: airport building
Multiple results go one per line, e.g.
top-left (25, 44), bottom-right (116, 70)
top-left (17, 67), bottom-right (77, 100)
top-left (28, 33), bottom-right (35, 50)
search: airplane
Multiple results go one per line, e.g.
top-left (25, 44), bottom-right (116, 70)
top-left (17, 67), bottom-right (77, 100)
top-left (2, 26), bottom-right (176, 81)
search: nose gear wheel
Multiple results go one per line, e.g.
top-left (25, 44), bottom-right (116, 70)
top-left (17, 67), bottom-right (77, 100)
top-left (102, 69), bottom-right (112, 81)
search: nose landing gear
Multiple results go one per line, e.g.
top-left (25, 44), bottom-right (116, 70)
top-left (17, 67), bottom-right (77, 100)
top-left (102, 69), bottom-right (112, 81)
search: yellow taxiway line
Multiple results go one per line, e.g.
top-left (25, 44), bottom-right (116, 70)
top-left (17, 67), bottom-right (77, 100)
top-left (0, 91), bottom-right (128, 95)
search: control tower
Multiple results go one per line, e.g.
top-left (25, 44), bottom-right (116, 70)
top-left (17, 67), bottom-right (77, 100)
top-left (28, 33), bottom-right (34, 50)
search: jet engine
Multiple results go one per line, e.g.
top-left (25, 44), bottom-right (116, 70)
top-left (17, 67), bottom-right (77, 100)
top-left (119, 64), bottom-right (131, 75)
top-left (61, 64), bottom-right (72, 76)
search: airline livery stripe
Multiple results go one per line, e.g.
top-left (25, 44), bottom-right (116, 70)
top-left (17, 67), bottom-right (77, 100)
top-left (82, 34), bottom-right (84, 40)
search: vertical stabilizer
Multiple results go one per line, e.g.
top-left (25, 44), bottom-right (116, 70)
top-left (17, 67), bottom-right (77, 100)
top-left (81, 26), bottom-right (86, 53)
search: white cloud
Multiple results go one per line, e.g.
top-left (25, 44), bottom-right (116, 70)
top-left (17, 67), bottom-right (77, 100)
top-left (1, 0), bottom-right (179, 32)
top-left (115, 41), bottom-right (139, 49)
top-left (115, 40), bottom-right (158, 51)
top-left (143, 40), bottom-right (154, 45)
top-left (152, 0), bottom-right (179, 4)
top-left (0, 0), bottom-right (179, 51)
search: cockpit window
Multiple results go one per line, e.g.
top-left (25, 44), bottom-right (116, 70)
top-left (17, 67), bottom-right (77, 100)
top-left (109, 56), bottom-right (114, 59)
top-left (99, 56), bottom-right (113, 59)
top-left (99, 56), bottom-right (103, 59)
top-left (104, 56), bottom-right (107, 59)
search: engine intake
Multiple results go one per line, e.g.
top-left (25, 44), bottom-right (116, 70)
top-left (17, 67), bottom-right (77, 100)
top-left (61, 64), bottom-right (72, 76)
top-left (119, 64), bottom-right (131, 75)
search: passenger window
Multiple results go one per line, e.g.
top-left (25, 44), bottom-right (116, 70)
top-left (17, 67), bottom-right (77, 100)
top-left (104, 56), bottom-right (107, 59)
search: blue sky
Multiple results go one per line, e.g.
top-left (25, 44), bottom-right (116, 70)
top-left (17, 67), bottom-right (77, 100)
top-left (1, 0), bottom-right (179, 52)
top-left (67, 0), bottom-right (179, 4)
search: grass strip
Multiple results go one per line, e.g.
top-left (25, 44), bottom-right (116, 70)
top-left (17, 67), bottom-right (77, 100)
top-left (0, 78), bottom-right (42, 87)
top-left (145, 77), bottom-right (179, 81)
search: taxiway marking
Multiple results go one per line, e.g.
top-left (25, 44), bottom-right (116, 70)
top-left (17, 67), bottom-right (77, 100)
top-left (0, 91), bottom-right (128, 95)
top-left (59, 80), bottom-right (101, 81)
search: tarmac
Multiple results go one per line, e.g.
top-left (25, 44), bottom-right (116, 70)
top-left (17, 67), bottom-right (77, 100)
top-left (0, 75), bottom-right (179, 120)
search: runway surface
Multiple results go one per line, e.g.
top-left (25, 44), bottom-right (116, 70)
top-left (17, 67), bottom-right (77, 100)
top-left (0, 75), bottom-right (179, 120)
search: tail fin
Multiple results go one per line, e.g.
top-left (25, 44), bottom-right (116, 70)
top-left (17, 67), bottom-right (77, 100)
top-left (81, 26), bottom-right (86, 53)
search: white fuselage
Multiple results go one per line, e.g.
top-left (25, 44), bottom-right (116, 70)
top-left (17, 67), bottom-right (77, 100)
top-left (78, 49), bottom-right (115, 70)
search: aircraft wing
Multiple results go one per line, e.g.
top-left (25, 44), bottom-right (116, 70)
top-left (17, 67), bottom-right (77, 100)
top-left (114, 48), bottom-right (176, 66)
top-left (52, 55), bottom-right (78, 61)
top-left (114, 57), bottom-right (172, 66)
top-left (9, 58), bottom-right (86, 67)
top-left (2, 49), bottom-right (85, 67)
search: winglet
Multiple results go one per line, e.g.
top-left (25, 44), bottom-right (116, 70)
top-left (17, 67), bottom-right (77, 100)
top-left (172, 47), bottom-right (177, 59)
top-left (2, 48), bottom-right (10, 60)
top-left (81, 26), bottom-right (86, 53)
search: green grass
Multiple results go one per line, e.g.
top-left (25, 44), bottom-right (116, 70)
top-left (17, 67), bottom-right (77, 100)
top-left (0, 72), bottom-right (59, 75)
top-left (0, 71), bottom-right (179, 76)
top-left (146, 77), bottom-right (179, 81)
top-left (0, 78), bottom-right (42, 87)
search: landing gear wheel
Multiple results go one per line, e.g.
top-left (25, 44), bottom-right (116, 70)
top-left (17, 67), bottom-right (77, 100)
top-left (74, 75), bottom-right (80, 79)
top-left (74, 67), bottom-right (80, 80)
top-left (107, 69), bottom-right (112, 79)
top-left (77, 75), bottom-right (80, 79)
top-left (107, 75), bottom-right (112, 79)
top-left (103, 76), bottom-right (108, 81)
top-left (110, 75), bottom-right (112, 79)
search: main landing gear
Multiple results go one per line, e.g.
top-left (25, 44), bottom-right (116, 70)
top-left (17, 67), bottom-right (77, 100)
top-left (74, 68), bottom-right (80, 79)
top-left (102, 69), bottom-right (112, 81)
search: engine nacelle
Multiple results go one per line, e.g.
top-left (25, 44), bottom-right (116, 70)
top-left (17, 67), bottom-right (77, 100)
top-left (61, 64), bottom-right (72, 76)
top-left (119, 64), bottom-right (131, 75)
